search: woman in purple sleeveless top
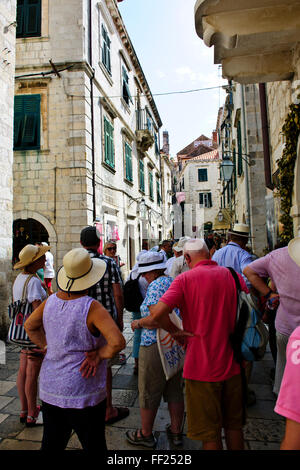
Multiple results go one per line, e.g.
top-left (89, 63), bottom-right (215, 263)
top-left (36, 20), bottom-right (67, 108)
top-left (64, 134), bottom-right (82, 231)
top-left (24, 248), bottom-right (126, 451)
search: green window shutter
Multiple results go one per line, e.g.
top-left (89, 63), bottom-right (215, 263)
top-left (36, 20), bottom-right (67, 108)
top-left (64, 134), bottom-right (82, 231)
top-left (233, 148), bottom-right (237, 190)
top-left (149, 171), bottom-right (153, 200)
top-left (17, 0), bottom-right (41, 38)
top-left (122, 66), bottom-right (133, 105)
top-left (101, 25), bottom-right (111, 74)
top-left (237, 121), bottom-right (243, 176)
top-left (16, 0), bottom-right (25, 37)
top-left (125, 143), bottom-right (132, 182)
top-left (104, 117), bottom-right (114, 168)
top-left (139, 159), bottom-right (145, 192)
top-left (14, 94), bottom-right (40, 150)
top-left (198, 168), bottom-right (208, 182)
top-left (156, 179), bottom-right (160, 205)
top-left (26, 0), bottom-right (41, 36)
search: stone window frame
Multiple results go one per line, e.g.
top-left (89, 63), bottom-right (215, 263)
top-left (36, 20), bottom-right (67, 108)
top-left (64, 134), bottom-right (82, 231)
top-left (16, 0), bottom-right (49, 41)
top-left (14, 79), bottom-right (50, 153)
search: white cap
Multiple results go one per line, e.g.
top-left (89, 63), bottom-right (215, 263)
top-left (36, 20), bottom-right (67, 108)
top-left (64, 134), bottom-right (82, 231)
top-left (183, 238), bottom-right (208, 252)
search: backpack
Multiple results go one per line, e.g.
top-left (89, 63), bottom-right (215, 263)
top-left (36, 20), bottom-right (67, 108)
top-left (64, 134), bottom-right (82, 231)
top-left (228, 267), bottom-right (269, 363)
top-left (123, 273), bottom-right (144, 312)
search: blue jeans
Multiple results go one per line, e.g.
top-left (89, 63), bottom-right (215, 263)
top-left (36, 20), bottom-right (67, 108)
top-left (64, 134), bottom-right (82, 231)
top-left (132, 311), bottom-right (142, 359)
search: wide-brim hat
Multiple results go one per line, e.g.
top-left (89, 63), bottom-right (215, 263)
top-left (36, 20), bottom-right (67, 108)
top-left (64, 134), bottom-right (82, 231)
top-left (288, 237), bottom-right (300, 267)
top-left (228, 223), bottom-right (252, 238)
top-left (138, 252), bottom-right (167, 274)
top-left (56, 248), bottom-right (106, 292)
top-left (14, 244), bottom-right (50, 270)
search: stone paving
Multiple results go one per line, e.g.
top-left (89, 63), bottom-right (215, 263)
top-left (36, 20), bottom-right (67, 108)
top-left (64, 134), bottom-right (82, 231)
top-left (0, 310), bottom-right (285, 451)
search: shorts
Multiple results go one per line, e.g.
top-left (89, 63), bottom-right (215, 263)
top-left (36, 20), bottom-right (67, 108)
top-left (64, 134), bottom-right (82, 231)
top-left (138, 343), bottom-right (184, 409)
top-left (185, 373), bottom-right (244, 442)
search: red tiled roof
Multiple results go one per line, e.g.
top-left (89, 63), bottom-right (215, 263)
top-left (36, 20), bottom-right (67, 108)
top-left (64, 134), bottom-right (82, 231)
top-left (189, 149), bottom-right (220, 162)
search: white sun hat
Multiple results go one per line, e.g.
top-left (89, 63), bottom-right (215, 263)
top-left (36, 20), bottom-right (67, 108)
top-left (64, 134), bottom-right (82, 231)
top-left (138, 251), bottom-right (167, 274)
top-left (56, 248), bottom-right (106, 293)
top-left (288, 237), bottom-right (300, 267)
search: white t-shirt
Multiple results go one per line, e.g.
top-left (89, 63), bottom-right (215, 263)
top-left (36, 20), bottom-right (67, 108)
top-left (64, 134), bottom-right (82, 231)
top-left (44, 251), bottom-right (55, 278)
top-left (13, 273), bottom-right (47, 304)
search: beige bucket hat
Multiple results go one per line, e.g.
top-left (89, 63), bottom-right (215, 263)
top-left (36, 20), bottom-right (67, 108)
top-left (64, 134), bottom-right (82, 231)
top-left (288, 237), bottom-right (300, 267)
top-left (14, 244), bottom-right (50, 270)
top-left (56, 248), bottom-right (106, 293)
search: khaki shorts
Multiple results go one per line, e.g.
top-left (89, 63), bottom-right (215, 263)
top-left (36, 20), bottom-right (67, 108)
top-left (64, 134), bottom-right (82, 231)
top-left (185, 373), bottom-right (244, 442)
top-left (138, 343), bottom-right (184, 409)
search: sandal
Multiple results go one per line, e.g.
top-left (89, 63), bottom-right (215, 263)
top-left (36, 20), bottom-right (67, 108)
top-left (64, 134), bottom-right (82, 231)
top-left (20, 410), bottom-right (27, 424)
top-left (166, 424), bottom-right (183, 446)
top-left (125, 429), bottom-right (157, 448)
top-left (26, 405), bottom-right (42, 427)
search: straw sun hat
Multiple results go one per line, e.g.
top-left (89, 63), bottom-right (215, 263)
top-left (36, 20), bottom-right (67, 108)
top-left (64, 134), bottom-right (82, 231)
top-left (56, 248), bottom-right (106, 293)
top-left (228, 223), bottom-right (252, 238)
top-left (14, 244), bottom-right (50, 270)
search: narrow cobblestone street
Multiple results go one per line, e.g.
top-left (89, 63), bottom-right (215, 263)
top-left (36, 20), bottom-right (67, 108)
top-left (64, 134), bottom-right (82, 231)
top-left (0, 310), bottom-right (285, 451)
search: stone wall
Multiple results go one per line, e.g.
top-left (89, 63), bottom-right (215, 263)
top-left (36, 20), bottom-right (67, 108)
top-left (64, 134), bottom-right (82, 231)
top-left (0, 1), bottom-right (16, 337)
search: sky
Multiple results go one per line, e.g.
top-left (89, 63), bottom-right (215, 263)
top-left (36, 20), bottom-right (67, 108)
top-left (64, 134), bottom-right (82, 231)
top-left (118, 0), bottom-right (227, 158)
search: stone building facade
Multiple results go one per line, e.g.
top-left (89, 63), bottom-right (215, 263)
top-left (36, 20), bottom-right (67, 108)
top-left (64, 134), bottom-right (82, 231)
top-left (217, 83), bottom-right (268, 256)
top-left (13, 0), bottom-right (168, 280)
top-left (0, 0), bottom-right (16, 335)
top-left (176, 149), bottom-right (221, 238)
top-left (195, 0), bottom-right (300, 245)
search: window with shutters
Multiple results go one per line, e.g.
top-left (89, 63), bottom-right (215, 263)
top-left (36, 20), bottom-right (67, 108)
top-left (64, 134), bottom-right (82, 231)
top-left (149, 170), bottom-right (154, 201)
top-left (14, 94), bottom-right (41, 150)
top-left (198, 168), bottom-right (208, 182)
top-left (125, 142), bottom-right (133, 182)
top-left (16, 0), bottom-right (41, 38)
top-left (199, 192), bottom-right (212, 208)
top-left (103, 116), bottom-right (114, 169)
top-left (233, 147), bottom-right (237, 190)
top-left (122, 65), bottom-right (133, 106)
top-left (101, 24), bottom-right (111, 74)
top-left (139, 159), bottom-right (145, 193)
top-left (156, 179), bottom-right (161, 206)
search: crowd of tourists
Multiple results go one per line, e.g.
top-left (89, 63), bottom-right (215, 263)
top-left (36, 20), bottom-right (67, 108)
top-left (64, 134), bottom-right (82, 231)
top-left (8, 224), bottom-right (300, 451)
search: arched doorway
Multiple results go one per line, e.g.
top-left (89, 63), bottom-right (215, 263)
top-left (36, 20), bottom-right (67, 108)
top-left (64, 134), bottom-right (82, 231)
top-left (13, 218), bottom-right (49, 264)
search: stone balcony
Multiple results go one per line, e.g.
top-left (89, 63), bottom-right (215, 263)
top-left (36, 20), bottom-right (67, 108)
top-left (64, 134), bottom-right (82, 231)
top-left (194, 0), bottom-right (300, 83)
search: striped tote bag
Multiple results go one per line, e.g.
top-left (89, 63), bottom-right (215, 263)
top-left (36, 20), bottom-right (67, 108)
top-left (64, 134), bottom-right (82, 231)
top-left (8, 275), bottom-right (36, 347)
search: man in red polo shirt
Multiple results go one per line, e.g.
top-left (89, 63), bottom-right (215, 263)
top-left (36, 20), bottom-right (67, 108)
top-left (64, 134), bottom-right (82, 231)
top-left (149, 238), bottom-right (248, 450)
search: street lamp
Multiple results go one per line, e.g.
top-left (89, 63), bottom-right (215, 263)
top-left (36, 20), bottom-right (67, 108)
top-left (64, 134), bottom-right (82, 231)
top-left (220, 156), bottom-right (234, 182)
top-left (218, 210), bottom-right (224, 222)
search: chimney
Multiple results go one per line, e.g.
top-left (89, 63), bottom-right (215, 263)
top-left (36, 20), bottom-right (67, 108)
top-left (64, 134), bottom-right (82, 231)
top-left (212, 130), bottom-right (218, 145)
top-left (162, 131), bottom-right (170, 155)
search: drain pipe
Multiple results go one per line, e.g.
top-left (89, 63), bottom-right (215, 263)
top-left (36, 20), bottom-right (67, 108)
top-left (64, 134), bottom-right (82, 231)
top-left (241, 84), bottom-right (253, 250)
top-left (89, 0), bottom-right (96, 222)
top-left (259, 83), bottom-right (273, 190)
